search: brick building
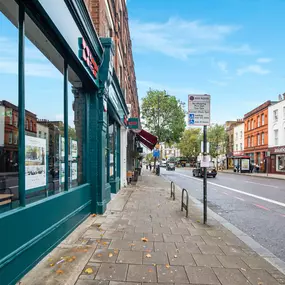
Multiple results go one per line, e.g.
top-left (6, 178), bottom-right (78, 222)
top-left (244, 101), bottom-right (276, 172)
top-left (84, 0), bottom-right (139, 118)
top-left (0, 100), bottom-right (37, 172)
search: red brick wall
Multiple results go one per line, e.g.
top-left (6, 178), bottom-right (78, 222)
top-left (85, 0), bottom-right (139, 118)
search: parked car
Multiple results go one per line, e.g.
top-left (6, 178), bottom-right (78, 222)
top-left (192, 161), bottom-right (217, 178)
top-left (160, 159), bottom-right (167, 167)
top-left (166, 161), bottom-right (176, 171)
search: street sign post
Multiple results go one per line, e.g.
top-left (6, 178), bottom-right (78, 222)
top-left (188, 94), bottom-right (211, 224)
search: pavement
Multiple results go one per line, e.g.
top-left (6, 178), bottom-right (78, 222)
top-left (162, 167), bottom-right (285, 264)
top-left (19, 170), bottom-right (285, 285)
top-left (221, 169), bottom-right (285, 180)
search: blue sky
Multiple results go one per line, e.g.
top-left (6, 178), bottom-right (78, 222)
top-left (127, 0), bottom-right (285, 124)
top-left (1, 1), bottom-right (285, 126)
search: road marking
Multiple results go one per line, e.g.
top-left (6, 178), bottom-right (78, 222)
top-left (234, 196), bottom-right (245, 201)
top-left (245, 181), bottom-right (279, 189)
top-left (175, 172), bottom-right (285, 209)
top-left (253, 204), bottom-right (270, 211)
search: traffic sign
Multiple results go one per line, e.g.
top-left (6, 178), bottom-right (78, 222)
top-left (188, 94), bottom-right (211, 126)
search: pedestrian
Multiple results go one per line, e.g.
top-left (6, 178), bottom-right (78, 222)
top-left (149, 163), bottom-right (152, 171)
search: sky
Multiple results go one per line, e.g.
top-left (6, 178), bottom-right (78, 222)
top-left (1, 1), bottom-right (285, 126)
top-left (127, 0), bottom-right (285, 124)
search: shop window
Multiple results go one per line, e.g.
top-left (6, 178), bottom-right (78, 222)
top-left (261, 114), bottom-right (265, 125)
top-left (273, 110), bottom-right (278, 122)
top-left (0, 11), bottom-right (20, 211)
top-left (261, 132), bottom-right (265, 145)
top-left (108, 120), bottom-right (115, 180)
top-left (274, 130), bottom-right (279, 146)
top-left (276, 155), bottom-right (285, 172)
top-left (25, 12), bottom-right (65, 203)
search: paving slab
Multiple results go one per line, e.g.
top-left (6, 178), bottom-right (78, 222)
top-left (142, 251), bottom-right (169, 265)
top-left (213, 268), bottom-right (250, 285)
top-left (117, 250), bottom-right (142, 264)
top-left (192, 254), bottom-right (223, 268)
top-left (168, 252), bottom-right (196, 266)
top-left (157, 265), bottom-right (189, 283)
top-left (127, 265), bottom-right (157, 283)
top-left (90, 248), bottom-right (119, 263)
top-left (198, 244), bottom-right (224, 256)
top-left (95, 263), bottom-right (128, 281)
top-left (176, 242), bottom-right (201, 254)
top-left (76, 280), bottom-right (109, 285)
top-left (185, 266), bottom-right (220, 284)
top-left (241, 268), bottom-right (280, 285)
top-left (216, 255), bottom-right (249, 269)
top-left (163, 234), bottom-right (184, 243)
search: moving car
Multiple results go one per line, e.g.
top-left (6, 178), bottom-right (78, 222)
top-left (192, 161), bottom-right (217, 178)
top-left (166, 161), bottom-right (175, 171)
top-left (160, 159), bottom-right (167, 167)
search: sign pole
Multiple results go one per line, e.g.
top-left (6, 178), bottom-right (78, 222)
top-left (203, 125), bottom-right (207, 224)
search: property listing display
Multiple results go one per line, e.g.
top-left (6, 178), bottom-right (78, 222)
top-left (25, 136), bottom-right (46, 190)
top-left (71, 140), bottom-right (78, 181)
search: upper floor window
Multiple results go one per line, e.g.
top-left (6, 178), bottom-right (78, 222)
top-left (248, 120), bottom-right (250, 131)
top-left (8, 132), bottom-right (13, 144)
top-left (261, 132), bottom-right (265, 145)
top-left (235, 144), bottom-right (238, 151)
top-left (248, 136), bottom-right (251, 147)
top-left (251, 136), bottom-right (254, 147)
top-left (235, 132), bottom-right (238, 140)
top-left (25, 119), bottom-right (29, 130)
top-left (39, 131), bottom-right (42, 138)
top-left (251, 119), bottom-right (254, 129)
top-left (14, 114), bottom-right (18, 127)
top-left (257, 134), bottom-right (260, 146)
top-left (240, 131), bottom-right (243, 139)
top-left (273, 109), bottom-right (278, 122)
top-left (274, 129), bottom-right (279, 145)
top-left (257, 116), bottom-right (260, 127)
top-left (240, 143), bottom-right (243, 151)
top-left (30, 120), bottom-right (33, 131)
top-left (261, 114), bottom-right (265, 125)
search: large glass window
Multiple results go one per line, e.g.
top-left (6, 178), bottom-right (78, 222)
top-left (0, 11), bottom-right (20, 211)
top-left (109, 120), bottom-right (115, 180)
top-left (276, 155), bottom-right (285, 172)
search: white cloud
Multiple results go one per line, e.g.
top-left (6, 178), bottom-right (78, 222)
top-left (208, 80), bottom-right (228, 86)
top-left (237, 64), bottom-right (270, 76)
top-left (217, 61), bottom-right (228, 73)
top-left (137, 80), bottom-right (205, 99)
top-left (130, 18), bottom-right (254, 60)
top-left (256, 57), bottom-right (272, 63)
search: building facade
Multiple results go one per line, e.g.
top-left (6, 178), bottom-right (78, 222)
top-left (268, 95), bottom-right (285, 174)
top-left (0, 0), bottom-right (135, 283)
top-left (244, 101), bottom-right (275, 172)
top-left (233, 121), bottom-right (244, 156)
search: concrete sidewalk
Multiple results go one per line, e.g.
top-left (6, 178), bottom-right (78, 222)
top-left (221, 169), bottom-right (285, 180)
top-left (20, 171), bottom-right (285, 285)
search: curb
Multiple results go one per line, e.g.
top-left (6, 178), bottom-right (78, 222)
top-left (220, 171), bottom-right (285, 181)
top-left (160, 174), bottom-right (285, 275)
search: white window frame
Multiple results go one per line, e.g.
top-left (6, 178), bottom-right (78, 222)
top-left (261, 114), bottom-right (265, 125)
top-left (257, 134), bottom-right (260, 146)
top-left (273, 109), bottom-right (278, 122)
top-left (261, 132), bottom-right (265, 145)
top-left (251, 136), bottom-right (254, 147)
top-left (251, 119), bottom-right (254, 130)
top-left (274, 129), bottom-right (279, 146)
top-left (240, 143), bottom-right (242, 151)
top-left (248, 136), bottom-right (251, 147)
top-left (8, 132), bottom-right (13, 144)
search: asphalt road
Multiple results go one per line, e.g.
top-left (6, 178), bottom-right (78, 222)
top-left (160, 167), bottom-right (285, 262)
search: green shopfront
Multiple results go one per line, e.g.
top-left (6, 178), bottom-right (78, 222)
top-left (0, 0), bottom-right (128, 284)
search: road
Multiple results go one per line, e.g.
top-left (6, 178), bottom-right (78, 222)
top-left (161, 167), bottom-right (285, 262)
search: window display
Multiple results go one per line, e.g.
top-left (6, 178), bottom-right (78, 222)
top-left (276, 155), bottom-right (285, 172)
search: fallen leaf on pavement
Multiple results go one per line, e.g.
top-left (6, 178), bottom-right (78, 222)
top-left (165, 264), bottom-right (170, 268)
top-left (91, 214), bottom-right (97, 217)
top-left (48, 258), bottom-right (53, 262)
top-left (85, 268), bottom-right (94, 275)
top-left (97, 254), bottom-right (102, 257)
top-left (108, 253), bottom-right (113, 257)
top-left (49, 263), bottom-right (54, 267)
top-left (148, 269), bottom-right (153, 273)
top-left (196, 220), bottom-right (200, 223)
top-left (145, 254), bottom-right (152, 258)
top-left (114, 250), bottom-right (119, 254)
top-left (103, 242), bottom-right (109, 245)
top-left (141, 237), bottom-right (148, 242)
top-left (56, 269), bottom-right (64, 275)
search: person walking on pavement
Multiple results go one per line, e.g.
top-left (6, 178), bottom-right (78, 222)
top-left (149, 163), bottom-right (152, 171)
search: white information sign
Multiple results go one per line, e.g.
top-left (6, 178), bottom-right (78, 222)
top-left (188, 94), bottom-right (211, 126)
top-left (200, 155), bottom-right (211, 168)
top-left (25, 136), bottom-right (46, 190)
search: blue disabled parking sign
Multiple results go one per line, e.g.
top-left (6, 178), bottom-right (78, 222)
top-left (189, 119), bottom-right (195, 124)
top-left (189, 113), bottom-right (195, 119)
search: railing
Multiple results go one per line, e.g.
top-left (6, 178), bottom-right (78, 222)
top-left (181, 188), bottom-right (189, 218)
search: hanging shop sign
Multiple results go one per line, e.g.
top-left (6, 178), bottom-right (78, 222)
top-left (78, 37), bottom-right (99, 79)
top-left (137, 147), bottom-right (143, 153)
top-left (25, 136), bottom-right (46, 190)
top-left (128, 118), bottom-right (139, 129)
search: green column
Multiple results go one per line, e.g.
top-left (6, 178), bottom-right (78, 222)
top-left (63, 60), bottom-right (68, 191)
top-left (18, 3), bottom-right (26, 206)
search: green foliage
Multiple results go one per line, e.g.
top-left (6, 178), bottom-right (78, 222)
top-left (178, 128), bottom-right (202, 158)
top-left (145, 153), bottom-right (154, 163)
top-left (207, 124), bottom-right (227, 158)
top-left (141, 89), bottom-right (186, 144)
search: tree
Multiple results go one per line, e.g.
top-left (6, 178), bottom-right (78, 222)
top-left (207, 124), bottom-right (227, 159)
top-left (178, 129), bottom-right (201, 158)
top-left (141, 89), bottom-right (186, 144)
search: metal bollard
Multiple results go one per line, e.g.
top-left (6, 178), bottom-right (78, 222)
top-left (170, 181), bottom-right (175, 200)
top-left (181, 188), bottom-right (189, 218)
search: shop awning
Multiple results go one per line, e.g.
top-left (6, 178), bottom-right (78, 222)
top-left (134, 129), bottom-right (158, 150)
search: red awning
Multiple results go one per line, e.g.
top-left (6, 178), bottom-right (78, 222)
top-left (134, 129), bottom-right (158, 150)
top-left (139, 129), bottom-right (158, 145)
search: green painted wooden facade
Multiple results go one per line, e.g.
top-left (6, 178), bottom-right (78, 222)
top-left (0, 0), bottom-right (128, 284)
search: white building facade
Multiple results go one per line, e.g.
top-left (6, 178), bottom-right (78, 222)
top-left (268, 96), bottom-right (285, 174)
top-left (233, 122), bottom-right (244, 156)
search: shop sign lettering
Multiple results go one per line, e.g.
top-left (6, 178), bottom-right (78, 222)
top-left (274, 147), bottom-right (285, 153)
top-left (78, 38), bottom-right (98, 79)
